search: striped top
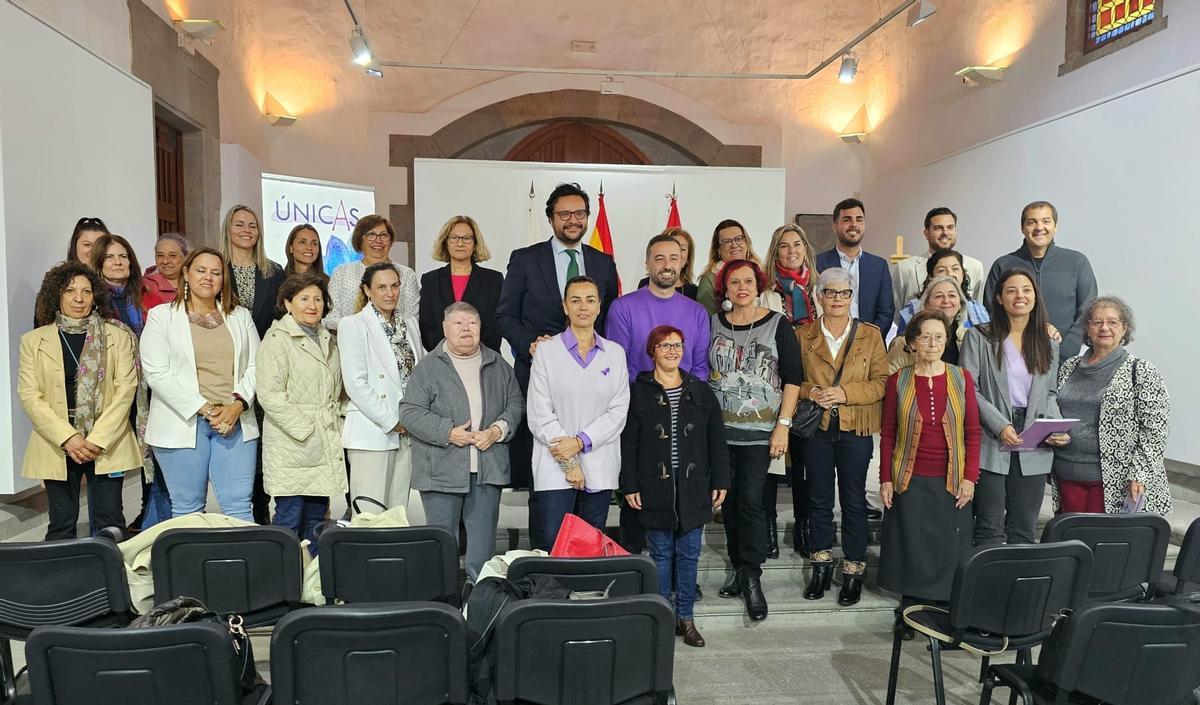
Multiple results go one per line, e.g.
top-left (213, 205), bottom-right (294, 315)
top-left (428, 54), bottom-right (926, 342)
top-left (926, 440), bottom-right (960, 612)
top-left (665, 384), bottom-right (683, 472)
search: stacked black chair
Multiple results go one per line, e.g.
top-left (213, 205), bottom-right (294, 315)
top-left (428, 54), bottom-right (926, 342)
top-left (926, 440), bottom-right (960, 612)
top-left (491, 594), bottom-right (675, 705)
top-left (1040, 512), bottom-right (1170, 601)
top-left (1153, 516), bottom-right (1200, 597)
top-left (151, 526), bottom-right (302, 627)
top-left (506, 555), bottom-right (659, 597)
top-left (0, 538), bottom-right (133, 704)
top-left (886, 541), bottom-right (1093, 705)
top-left (979, 599), bottom-right (1200, 705)
top-left (317, 526), bottom-right (459, 605)
top-left (25, 622), bottom-right (249, 705)
top-left (271, 603), bottom-right (468, 705)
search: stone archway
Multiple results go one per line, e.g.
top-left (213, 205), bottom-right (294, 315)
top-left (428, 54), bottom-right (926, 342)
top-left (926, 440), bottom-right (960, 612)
top-left (388, 90), bottom-right (763, 264)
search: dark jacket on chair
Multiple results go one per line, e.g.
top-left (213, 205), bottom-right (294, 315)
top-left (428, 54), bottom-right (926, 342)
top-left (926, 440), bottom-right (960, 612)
top-left (619, 371), bottom-right (730, 533)
top-left (418, 264), bottom-right (504, 353)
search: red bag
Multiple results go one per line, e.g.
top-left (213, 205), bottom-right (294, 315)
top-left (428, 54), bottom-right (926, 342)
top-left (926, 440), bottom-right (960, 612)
top-left (549, 513), bottom-right (629, 557)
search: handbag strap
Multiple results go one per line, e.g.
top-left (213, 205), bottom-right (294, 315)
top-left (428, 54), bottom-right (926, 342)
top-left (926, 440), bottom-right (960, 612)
top-left (901, 604), bottom-right (1011, 657)
top-left (829, 319), bottom-right (860, 387)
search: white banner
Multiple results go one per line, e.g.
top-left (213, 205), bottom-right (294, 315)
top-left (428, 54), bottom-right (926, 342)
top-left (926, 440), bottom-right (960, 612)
top-left (261, 172), bottom-right (375, 274)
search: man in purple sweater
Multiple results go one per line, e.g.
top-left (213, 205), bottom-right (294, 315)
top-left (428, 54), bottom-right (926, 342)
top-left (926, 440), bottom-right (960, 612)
top-left (605, 234), bottom-right (711, 381)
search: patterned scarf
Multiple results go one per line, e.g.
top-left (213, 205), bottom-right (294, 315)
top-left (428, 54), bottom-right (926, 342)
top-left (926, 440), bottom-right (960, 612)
top-left (775, 264), bottom-right (815, 326)
top-left (370, 303), bottom-right (416, 383)
top-left (891, 365), bottom-right (967, 495)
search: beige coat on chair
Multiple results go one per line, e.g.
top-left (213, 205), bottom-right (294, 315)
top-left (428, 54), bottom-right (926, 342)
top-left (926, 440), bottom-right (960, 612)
top-left (18, 323), bottom-right (142, 480)
top-left (256, 315), bottom-right (347, 497)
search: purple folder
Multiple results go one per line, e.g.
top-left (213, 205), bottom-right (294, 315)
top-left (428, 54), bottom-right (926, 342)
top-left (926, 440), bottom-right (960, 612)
top-left (1001, 418), bottom-right (1078, 452)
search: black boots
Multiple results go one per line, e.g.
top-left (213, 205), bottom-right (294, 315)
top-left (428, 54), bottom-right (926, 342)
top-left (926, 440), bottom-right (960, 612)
top-left (838, 560), bottom-right (866, 606)
top-left (718, 570), bottom-right (741, 598)
top-left (794, 518), bottom-right (812, 556)
top-left (804, 550), bottom-right (834, 600)
top-left (742, 573), bottom-right (768, 622)
top-left (766, 518), bottom-right (780, 559)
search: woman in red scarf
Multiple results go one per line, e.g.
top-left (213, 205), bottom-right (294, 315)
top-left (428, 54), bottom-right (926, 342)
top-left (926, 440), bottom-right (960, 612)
top-left (760, 224), bottom-right (818, 558)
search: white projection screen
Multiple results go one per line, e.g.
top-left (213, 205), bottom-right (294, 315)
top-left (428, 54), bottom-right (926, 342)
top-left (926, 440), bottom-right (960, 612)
top-left (261, 173), bottom-right (376, 275)
top-left (412, 159), bottom-right (787, 292)
top-left (0, 1), bottom-right (157, 495)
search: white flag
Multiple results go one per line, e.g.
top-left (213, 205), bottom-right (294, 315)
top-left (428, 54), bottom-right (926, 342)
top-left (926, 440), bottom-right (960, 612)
top-left (525, 181), bottom-right (542, 245)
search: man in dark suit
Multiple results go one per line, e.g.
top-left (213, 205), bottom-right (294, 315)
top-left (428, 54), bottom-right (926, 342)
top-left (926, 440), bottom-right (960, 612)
top-left (814, 198), bottom-right (895, 336)
top-left (496, 182), bottom-right (619, 549)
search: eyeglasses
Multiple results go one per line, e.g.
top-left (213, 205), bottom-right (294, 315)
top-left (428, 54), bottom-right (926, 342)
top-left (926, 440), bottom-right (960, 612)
top-left (914, 334), bottom-right (947, 346)
top-left (1087, 318), bottom-right (1123, 329)
top-left (553, 209), bottom-right (589, 222)
top-left (363, 231), bottom-right (391, 241)
top-left (447, 235), bottom-right (475, 244)
top-left (656, 342), bottom-right (684, 352)
top-left (820, 288), bottom-right (854, 300)
top-left (718, 235), bottom-right (746, 247)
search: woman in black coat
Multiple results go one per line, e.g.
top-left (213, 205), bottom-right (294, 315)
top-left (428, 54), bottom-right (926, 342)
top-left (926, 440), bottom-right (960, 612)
top-left (620, 324), bottom-right (729, 648)
top-left (418, 215), bottom-right (503, 352)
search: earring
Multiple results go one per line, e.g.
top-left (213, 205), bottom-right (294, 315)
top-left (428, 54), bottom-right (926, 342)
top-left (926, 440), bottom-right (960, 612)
top-left (721, 298), bottom-right (733, 312)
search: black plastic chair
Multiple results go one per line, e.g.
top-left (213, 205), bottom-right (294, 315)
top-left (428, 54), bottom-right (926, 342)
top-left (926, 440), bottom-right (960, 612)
top-left (271, 602), bottom-right (468, 705)
top-left (0, 538), bottom-right (134, 703)
top-left (492, 594), bottom-right (675, 705)
top-left (506, 555), bottom-right (659, 597)
top-left (25, 621), bottom-right (246, 705)
top-left (885, 541), bottom-right (1093, 705)
top-left (980, 598), bottom-right (1200, 705)
top-left (1153, 517), bottom-right (1200, 597)
top-left (317, 526), bottom-right (459, 605)
top-left (151, 526), bottom-right (302, 626)
top-left (1040, 512), bottom-right (1170, 601)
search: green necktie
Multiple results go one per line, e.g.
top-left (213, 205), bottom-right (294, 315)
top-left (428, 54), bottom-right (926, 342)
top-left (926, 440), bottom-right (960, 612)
top-left (565, 249), bottom-right (579, 291)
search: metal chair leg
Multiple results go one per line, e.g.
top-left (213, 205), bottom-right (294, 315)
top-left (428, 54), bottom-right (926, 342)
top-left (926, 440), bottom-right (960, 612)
top-left (929, 638), bottom-right (947, 705)
top-left (1, 639), bottom-right (16, 704)
top-left (1016, 646), bottom-right (1031, 666)
top-left (978, 669), bottom-right (995, 705)
top-left (885, 624), bottom-right (904, 705)
top-left (978, 655), bottom-right (991, 683)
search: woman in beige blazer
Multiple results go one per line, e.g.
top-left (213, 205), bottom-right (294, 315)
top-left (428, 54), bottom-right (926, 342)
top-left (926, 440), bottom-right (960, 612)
top-left (19, 262), bottom-right (142, 539)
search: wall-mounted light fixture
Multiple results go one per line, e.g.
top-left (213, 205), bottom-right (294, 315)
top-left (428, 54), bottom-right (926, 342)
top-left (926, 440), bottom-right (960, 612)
top-left (264, 93), bottom-right (298, 127)
top-left (838, 106), bottom-right (869, 144)
top-left (906, 0), bottom-right (937, 28)
top-left (956, 64), bottom-right (1006, 86)
top-left (173, 19), bottom-right (225, 54)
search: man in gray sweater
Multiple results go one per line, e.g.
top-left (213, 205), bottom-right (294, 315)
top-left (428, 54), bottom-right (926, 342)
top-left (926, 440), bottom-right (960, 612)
top-left (985, 201), bottom-right (1098, 357)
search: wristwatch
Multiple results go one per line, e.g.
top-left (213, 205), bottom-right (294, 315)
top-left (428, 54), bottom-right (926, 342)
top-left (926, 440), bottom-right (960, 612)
top-left (777, 416), bottom-right (793, 428)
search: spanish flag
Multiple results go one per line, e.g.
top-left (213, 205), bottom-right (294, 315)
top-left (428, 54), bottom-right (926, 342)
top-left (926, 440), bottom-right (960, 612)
top-left (588, 184), bottom-right (620, 292)
top-left (665, 185), bottom-right (682, 229)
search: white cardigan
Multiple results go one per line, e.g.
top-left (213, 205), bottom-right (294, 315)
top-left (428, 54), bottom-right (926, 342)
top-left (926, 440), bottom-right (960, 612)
top-left (527, 332), bottom-right (629, 491)
top-left (338, 306), bottom-right (424, 451)
top-left (141, 304), bottom-right (259, 448)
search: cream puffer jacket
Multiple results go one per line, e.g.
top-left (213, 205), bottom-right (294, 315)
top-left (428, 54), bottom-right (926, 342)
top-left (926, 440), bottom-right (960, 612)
top-left (256, 315), bottom-right (347, 497)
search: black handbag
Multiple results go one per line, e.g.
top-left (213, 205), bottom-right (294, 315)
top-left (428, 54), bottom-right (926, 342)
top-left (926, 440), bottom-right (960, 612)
top-left (791, 320), bottom-right (859, 439)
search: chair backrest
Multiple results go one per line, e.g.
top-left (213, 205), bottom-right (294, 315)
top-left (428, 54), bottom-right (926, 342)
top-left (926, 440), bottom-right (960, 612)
top-left (492, 595), bottom-right (675, 705)
top-left (1034, 599), bottom-right (1200, 705)
top-left (317, 526), bottom-right (459, 604)
top-left (0, 538), bottom-right (132, 640)
top-left (25, 621), bottom-right (243, 705)
top-left (151, 526), bottom-right (302, 625)
top-left (1041, 512), bottom-right (1170, 600)
top-left (1173, 517), bottom-right (1200, 589)
top-left (271, 602), bottom-right (467, 705)
top-left (505, 556), bottom-right (659, 597)
top-left (950, 541), bottom-right (1093, 638)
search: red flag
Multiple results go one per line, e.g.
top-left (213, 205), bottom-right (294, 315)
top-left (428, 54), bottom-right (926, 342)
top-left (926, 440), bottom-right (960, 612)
top-left (588, 187), bottom-right (621, 293)
top-left (666, 192), bottom-right (682, 229)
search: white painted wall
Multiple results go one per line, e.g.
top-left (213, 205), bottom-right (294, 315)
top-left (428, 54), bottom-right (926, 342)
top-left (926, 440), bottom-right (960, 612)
top-left (863, 64), bottom-right (1200, 465)
top-left (220, 142), bottom-right (265, 229)
top-left (0, 0), bottom-right (157, 494)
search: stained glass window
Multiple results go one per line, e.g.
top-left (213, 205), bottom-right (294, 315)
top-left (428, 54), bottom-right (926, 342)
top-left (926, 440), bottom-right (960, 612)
top-left (1087, 0), bottom-right (1155, 50)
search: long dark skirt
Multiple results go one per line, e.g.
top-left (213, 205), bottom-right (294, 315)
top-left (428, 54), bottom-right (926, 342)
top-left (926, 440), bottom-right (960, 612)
top-left (878, 475), bottom-right (974, 602)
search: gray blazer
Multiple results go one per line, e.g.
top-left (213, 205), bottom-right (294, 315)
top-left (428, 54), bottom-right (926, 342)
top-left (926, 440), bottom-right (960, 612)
top-left (398, 345), bottom-right (525, 493)
top-left (959, 327), bottom-right (1061, 476)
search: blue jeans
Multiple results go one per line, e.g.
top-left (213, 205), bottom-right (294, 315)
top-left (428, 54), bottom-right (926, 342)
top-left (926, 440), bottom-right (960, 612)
top-left (274, 495), bottom-right (329, 555)
top-left (141, 458), bottom-right (173, 530)
top-left (534, 488), bottom-right (612, 551)
top-left (645, 526), bottom-right (703, 619)
top-left (153, 419), bottom-right (258, 522)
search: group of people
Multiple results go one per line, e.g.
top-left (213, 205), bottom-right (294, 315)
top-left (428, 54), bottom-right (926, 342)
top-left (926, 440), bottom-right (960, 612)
top-left (19, 186), bottom-right (1172, 649)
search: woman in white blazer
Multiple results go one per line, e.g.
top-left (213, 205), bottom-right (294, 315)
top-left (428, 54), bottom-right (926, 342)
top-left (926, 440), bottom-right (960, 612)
top-left (339, 262), bottom-right (424, 514)
top-left (141, 247), bottom-right (259, 522)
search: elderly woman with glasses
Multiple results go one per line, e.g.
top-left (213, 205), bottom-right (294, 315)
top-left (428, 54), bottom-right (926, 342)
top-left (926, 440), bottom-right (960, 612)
top-left (878, 309), bottom-right (980, 639)
top-left (1051, 296), bottom-right (1171, 515)
top-left (696, 219), bottom-right (762, 315)
top-left (796, 267), bottom-right (889, 606)
top-left (325, 214), bottom-right (420, 330)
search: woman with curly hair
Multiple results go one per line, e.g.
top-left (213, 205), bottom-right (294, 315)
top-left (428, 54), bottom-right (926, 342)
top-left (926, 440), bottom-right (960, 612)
top-left (19, 262), bottom-right (143, 539)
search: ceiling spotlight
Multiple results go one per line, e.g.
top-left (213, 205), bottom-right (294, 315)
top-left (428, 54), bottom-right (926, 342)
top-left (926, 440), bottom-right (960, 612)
top-left (349, 27), bottom-right (373, 66)
top-left (173, 19), bottom-right (225, 54)
top-left (364, 58), bottom-right (383, 78)
top-left (906, 0), bottom-right (937, 28)
top-left (956, 65), bottom-right (1006, 86)
top-left (838, 53), bottom-right (859, 84)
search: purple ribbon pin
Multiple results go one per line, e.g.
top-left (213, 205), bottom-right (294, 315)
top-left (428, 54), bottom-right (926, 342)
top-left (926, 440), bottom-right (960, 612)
top-left (601, 367), bottom-right (610, 376)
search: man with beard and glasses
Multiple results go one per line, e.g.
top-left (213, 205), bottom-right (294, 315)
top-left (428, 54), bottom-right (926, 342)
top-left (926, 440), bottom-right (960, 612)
top-left (891, 207), bottom-right (985, 322)
top-left (815, 198), bottom-right (894, 337)
top-left (985, 200), bottom-right (1097, 358)
top-left (497, 182), bottom-right (619, 550)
